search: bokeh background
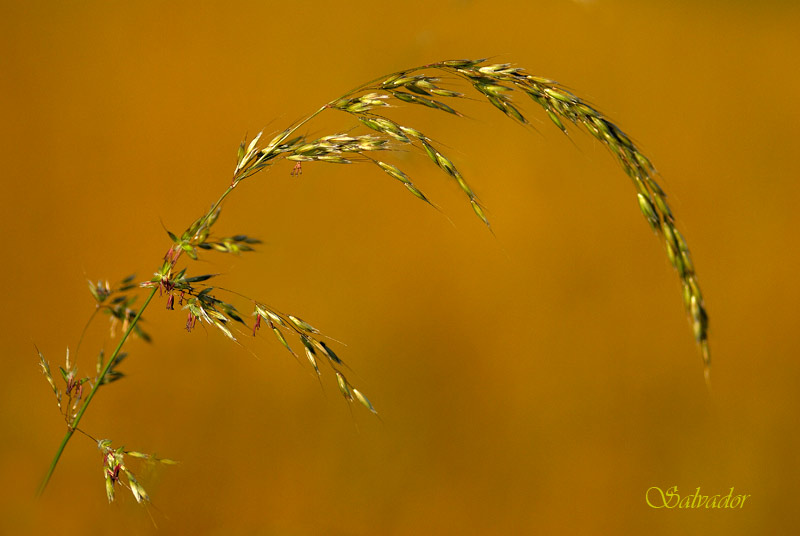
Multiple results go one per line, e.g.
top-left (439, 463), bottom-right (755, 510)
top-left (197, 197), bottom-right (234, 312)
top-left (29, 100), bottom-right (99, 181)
top-left (2, 1), bottom-right (799, 534)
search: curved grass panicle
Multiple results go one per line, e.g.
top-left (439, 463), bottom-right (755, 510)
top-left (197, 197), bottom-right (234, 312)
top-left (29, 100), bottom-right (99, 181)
top-left (237, 58), bottom-right (710, 374)
top-left (38, 57), bottom-right (711, 501)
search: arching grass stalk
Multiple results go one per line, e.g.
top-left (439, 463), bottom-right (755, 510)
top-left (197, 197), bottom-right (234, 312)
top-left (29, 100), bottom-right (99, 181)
top-left (37, 58), bottom-right (710, 502)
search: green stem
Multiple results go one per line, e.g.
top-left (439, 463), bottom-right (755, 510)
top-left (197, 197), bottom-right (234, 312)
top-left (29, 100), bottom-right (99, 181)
top-left (74, 307), bottom-right (99, 360)
top-left (37, 285), bottom-right (159, 496)
top-left (206, 185), bottom-right (235, 221)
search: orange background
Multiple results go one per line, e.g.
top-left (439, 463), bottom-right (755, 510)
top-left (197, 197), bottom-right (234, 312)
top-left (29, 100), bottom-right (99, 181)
top-left (2, 1), bottom-right (799, 534)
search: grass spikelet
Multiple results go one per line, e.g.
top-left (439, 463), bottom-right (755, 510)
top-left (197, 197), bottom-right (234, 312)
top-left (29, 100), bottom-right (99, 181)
top-left (352, 388), bottom-right (377, 414)
top-left (335, 372), bottom-right (353, 401)
top-left (288, 315), bottom-right (318, 334)
top-left (37, 347), bottom-right (62, 410)
top-left (376, 161), bottom-right (411, 184)
top-left (300, 335), bottom-right (321, 376)
top-left (270, 320), bottom-right (295, 356)
top-left (470, 199), bottom-right (491, 228)
top-left (375, 160), bottom-right (434, 205)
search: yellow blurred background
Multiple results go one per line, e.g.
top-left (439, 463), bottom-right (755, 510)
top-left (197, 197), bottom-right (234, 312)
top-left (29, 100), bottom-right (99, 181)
top-left (2, 1), bottom-right (799, 534)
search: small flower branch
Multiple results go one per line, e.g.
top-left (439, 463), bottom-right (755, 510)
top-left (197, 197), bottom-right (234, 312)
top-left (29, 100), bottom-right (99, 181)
top-left (37, 285), bottom-right (158, 497)
top-left (99, 439), bottom-right (177, 504)
top-left (37, 57), bottom-right (710, 502)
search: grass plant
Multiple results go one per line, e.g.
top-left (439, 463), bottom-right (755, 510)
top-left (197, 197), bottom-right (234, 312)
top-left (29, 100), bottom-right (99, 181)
top-left (36, 58), bottom-right (710, 504)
